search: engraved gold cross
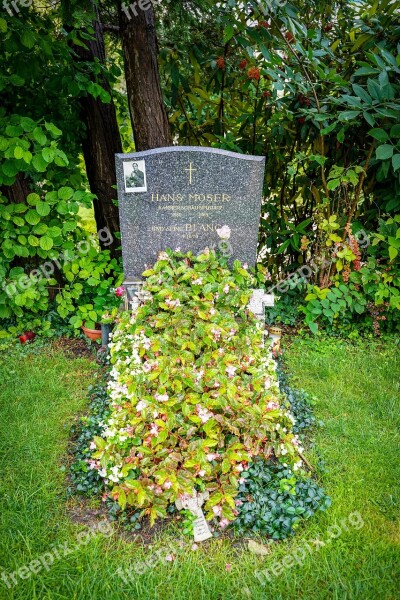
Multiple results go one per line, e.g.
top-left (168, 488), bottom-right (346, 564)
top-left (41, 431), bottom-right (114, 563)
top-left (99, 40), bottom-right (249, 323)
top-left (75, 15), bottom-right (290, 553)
top-left (185, 162), bottom-right (197, 184)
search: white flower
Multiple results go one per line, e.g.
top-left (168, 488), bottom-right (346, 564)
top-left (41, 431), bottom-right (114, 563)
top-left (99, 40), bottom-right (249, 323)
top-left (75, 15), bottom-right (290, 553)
top-left (193, 278), bottom-right (203, 285)
top-left (226, 365), bottom-right (236, 378)
top-left (223, 284), bottom-right (230, 294)
top-left (136, 400), bottom-right (148, 412)
top-left (216, 225), bottom-right (231, 240)
top-left (155, 393), bottom-right (169, 402)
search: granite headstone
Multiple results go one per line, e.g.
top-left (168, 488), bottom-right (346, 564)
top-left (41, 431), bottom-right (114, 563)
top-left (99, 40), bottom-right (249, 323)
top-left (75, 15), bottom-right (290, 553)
top-left (115, 146), bottom-right (265, 280)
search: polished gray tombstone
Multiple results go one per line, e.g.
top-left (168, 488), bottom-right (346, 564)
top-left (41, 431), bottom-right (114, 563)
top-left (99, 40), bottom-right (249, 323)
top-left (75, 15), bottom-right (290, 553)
top-left (115, 147), bottom-right (265, 280)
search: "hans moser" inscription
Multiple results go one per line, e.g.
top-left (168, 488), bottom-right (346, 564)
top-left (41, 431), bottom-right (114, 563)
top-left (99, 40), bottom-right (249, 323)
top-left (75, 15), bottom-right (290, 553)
top-left (151, 193), bottom-right (231, 202)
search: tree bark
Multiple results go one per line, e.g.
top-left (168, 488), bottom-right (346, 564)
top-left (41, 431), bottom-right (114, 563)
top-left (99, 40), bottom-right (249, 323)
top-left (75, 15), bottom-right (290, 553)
top-left (119, 2), bottom-right (171, 151)
top-left (68, 3), bottom-right (122, 256)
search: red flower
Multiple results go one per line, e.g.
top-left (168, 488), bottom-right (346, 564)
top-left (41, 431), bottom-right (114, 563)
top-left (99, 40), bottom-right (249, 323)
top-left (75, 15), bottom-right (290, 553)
top-left (247, 67), bottom-right (260, 81)
top-left (263, 90), bottom-right (272, 98)
top-left (216, 56), bottom-right (225, 70)
top-left (115, 286), bottom-right (125, 298)
top-left (19, 334), bottom-right (28, 344)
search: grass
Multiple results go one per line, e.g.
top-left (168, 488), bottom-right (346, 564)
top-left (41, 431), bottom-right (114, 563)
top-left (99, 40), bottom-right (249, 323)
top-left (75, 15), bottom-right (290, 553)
top-left (0, 337), bottom-right (399, 599)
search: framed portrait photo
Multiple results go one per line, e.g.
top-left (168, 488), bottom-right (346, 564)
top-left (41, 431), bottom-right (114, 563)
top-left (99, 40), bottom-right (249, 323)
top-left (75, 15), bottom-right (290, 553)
top-left (123, 160), bottom-right (147, 193)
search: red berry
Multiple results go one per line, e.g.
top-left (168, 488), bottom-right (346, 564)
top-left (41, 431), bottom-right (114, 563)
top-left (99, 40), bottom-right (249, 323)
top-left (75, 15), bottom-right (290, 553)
top-left (285, 31), bottom-right (295, 43)
top-left (216, 56), bottom-right (225, 69)
top-left (239, 59), bottom-right (247, 70)
top-left (25, 331), bottom-right (35, 340)
top-left (19, 335), bottom-right (28, 344)
top-left (297, 117), bottom-right (305, 124)
top-left (263, 90), bottom-right (272, 98)
top-left (247, 67), bottom-right (261, 81)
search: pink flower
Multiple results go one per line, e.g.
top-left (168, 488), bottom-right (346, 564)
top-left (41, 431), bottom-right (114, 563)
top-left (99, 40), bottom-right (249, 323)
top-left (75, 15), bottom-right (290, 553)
top-left (191, 543), bottom-right (199, 551)
top-left (223, 284), bottom-right (230, 294)
top-left (220, 518), bottom-right (230, 529)
top-left (225, 563), bottom-right (232, 572)
top-left (115, 286), bottom-right (125, 298)
top-left (143, 362), bottom-right (152, 373)
top-left (266, 401), bottom-right (279, 411)
top-left (198, 469), bottom-right (206, 477)
top-left (164, 480), bottom-right (173, 489)
top-left (89, 441), bottom-right (96, 450)
top-left (243, 263), bottom-right (248, 270)
top-left (235, 499), bottom-right (243, 506)
top-left (212, 505), bottom-right (222, 516)
top-left (149, 424), bottom-right (159, 436)
top-left (165, 554), bottom-right (175, 562)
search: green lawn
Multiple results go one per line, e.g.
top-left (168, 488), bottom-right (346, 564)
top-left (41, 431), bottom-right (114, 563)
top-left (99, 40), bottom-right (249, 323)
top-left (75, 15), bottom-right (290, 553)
top-left (0, 338), bottom-right (399, 600)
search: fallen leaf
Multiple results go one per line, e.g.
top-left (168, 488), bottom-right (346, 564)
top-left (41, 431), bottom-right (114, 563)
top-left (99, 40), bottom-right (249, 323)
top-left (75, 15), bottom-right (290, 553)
top-left (248, 539), bottom-right (270, 556)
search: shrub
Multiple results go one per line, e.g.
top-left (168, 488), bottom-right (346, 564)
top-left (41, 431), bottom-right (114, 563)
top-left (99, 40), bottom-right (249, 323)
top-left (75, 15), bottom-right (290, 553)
top-left (91, 249), bottom-right (303, 526)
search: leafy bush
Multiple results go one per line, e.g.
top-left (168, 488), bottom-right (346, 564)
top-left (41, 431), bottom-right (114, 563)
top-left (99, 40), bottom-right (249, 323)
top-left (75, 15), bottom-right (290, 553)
top-left (235, 459), bottom-right (331, 539)
top-left (91, 249), bottom-right (303, 526)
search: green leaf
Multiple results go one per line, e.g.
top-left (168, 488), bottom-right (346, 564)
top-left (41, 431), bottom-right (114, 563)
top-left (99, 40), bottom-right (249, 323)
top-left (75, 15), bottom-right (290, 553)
top-left (58, 187), bottom-right (74, 200)
top-left (45, 122), bottom-right (62, 137)
top-left (25, 210), bottom-right (41, 225)
top-left (21, 30), bottom-right (36, 49)
top-left (308, 321), bottom-right (319, 335)
top-left (27, 193), bottom-right (40, 206)
top-left (338, 110), bottom-right (360, 121)
top-left (223, 25), bottom-right (235, 43)
top-left (0, 18), bottom-right (7, 33)
top-left (33, 128), bottom-right (47, 146)
top-left (39, 236), bottom-right (54, 251)
top-left (32, 154), bottom-right (48, 172)
top-left (390, 124), bottom-right (400, 138)
top-left (35, 201), bottom-right (51, 216)
top-left (392, 154), bottom-right (400, 172)
top-left (14, 146), bottom-right (24, 160)
top-left (352, 84), bottom-right (372, 105)
top-left (376, 145), bottom-right (394, 160)
top-left (368, 128), bottom-right (389, 143)
top-left (28, 235), bottom-right (39, 247)
top-left (42, 147), bottom-right (55, 163)
top-left (389, 246), bottom-right (398, 261)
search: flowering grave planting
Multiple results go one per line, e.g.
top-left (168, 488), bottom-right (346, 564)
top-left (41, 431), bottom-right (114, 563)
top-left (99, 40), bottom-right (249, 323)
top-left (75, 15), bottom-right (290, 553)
top-left (89, 249), bottom-right (310, 529)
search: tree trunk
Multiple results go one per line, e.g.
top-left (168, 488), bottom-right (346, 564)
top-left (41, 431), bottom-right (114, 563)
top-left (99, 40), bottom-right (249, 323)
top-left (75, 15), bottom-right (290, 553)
top-left (119, 3), bottom-right (171, 151)
top-left (68, 3), bottom-right (122, 256)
